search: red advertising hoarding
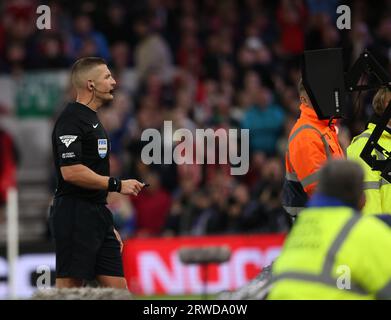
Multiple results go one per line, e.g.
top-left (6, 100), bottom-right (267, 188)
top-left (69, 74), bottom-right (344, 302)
top-left (122, 234), bottom-right (286, 295)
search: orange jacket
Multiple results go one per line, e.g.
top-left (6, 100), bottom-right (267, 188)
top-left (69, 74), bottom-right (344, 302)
top-left (282, 104), bottom-right (344, 216)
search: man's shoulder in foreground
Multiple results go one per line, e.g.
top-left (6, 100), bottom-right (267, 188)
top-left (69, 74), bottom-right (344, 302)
top-left (348, 213), bottom-right (391, 248)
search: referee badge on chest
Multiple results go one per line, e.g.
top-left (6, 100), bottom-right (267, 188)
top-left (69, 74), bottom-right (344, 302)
top-left (98, 139), bottom-right (108, 158)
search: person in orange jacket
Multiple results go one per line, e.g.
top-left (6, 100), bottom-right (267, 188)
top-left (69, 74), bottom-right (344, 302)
top-left (221, 79), bottom-right (346, 300)
top-left (282, 78), bottom-right (345, 218)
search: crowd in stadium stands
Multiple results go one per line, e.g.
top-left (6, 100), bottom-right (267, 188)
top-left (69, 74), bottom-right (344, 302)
top-left (1, 0), bottom-right (391, 239)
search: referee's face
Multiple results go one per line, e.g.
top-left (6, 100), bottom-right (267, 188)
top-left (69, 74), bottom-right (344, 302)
top-left (93, 64), bottom-right (117, 102)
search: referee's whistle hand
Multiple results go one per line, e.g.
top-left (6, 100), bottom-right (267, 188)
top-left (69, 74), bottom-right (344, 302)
top-left (120, 179), bottom-right (144, 196)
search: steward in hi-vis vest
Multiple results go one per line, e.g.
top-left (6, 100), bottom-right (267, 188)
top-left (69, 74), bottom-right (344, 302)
top-left (347, 87), bottom-right (391, 215)
top-left (269, 160), bottom-right (391, 300)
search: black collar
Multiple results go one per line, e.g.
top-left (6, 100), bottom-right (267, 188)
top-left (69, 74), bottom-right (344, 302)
top-left (73, 102), bottom-right (97, 116)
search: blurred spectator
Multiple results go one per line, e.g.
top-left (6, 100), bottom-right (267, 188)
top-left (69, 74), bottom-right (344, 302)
top-left (163, 174), bottom-right (198, 236)
top-left (203, 33), bottom-right (224, 80)
top-left (350, 21), bottom-right (372, 61)
top-left (371, 16), bottom-right (391, 69)
top-left (243, 151), bottom-right (267, 188)
top-left (100, 2), bottom-right (131, 46)
top-left (203, 168), bottom-right (236, 234)
top-left (1, 41), bottom-right (28, 74)
top-left (306, 0), bottom-right (339, 19)
top-left (241, 85), bottom-right (285, 155)
top-left (176, 32), bottom-right (203, 77)
top-left (136, 70), bottom-right (175, 107)
top-left (133, 16), bottom-right (174, 83)
top-left (110, 41), bottom-right (132, 72)
top-left (109, 42), bottom-right (137, 93)
top-left (69, 14), bottom-right (110, 61)
top-left (239, 70), bottom-right (262, 108)
top-left (209, 94), bottom-right (238, 128)
top-left (252, 157), bottom-right (291, 233)
top-left (203, 186), bottom-right (230, 235)
top-left (276, 0), bottom-right (307, 56)
top-left (218, 61), bottom-right (236, 100)
top-left (224, 183), bottom-right (258, 234)
top-left (237, 36), bottom-right (273, 75)
top-left (31, 34), bottom-right (69, 69)
top-left (3, 0), bottom-right (36, 42)
top-left (183, 189), bottom-right (217, 236)
top-left (130, 170), bottom-right (172, 237)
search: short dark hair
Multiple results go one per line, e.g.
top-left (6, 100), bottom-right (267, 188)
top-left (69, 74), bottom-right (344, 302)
top-left (317, 160), bottom-right (364, 209)
top-left (70, 57), bottom-right (106, 88)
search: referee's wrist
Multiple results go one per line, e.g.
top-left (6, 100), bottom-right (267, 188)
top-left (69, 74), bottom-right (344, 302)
top-left (108, 177), bottom-right (122, 192)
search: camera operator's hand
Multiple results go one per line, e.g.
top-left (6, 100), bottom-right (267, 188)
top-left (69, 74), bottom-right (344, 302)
top-left (120, 179), bottom-right (144, 196)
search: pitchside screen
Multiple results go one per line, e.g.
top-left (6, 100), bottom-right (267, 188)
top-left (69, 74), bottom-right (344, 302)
top-left (302, 48), bottom-right (347, 120)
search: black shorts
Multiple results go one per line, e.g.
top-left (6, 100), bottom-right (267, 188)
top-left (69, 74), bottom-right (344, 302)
top-left (49, 196), bottom-right (124, 281)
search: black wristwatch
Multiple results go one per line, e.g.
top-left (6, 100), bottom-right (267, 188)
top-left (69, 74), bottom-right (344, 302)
top-left (108, 177), bottom-right (122, 192)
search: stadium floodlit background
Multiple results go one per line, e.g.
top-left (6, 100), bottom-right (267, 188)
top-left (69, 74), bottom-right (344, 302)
top-left (0, 0), bottom-right (390, 299)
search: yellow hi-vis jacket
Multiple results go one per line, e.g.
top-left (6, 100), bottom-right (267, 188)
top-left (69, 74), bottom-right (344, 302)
top-left (347, 123), bottom-right (391, 215)
top-left (267, 207), bottom-right (391, 300)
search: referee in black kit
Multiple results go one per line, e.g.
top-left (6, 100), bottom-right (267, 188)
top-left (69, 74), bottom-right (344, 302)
top-left (50, 57), bottom-right (144, 289)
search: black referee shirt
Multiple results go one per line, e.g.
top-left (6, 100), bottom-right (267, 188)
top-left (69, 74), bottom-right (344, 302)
top-left (52, 102), bottom-right (110, 203)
